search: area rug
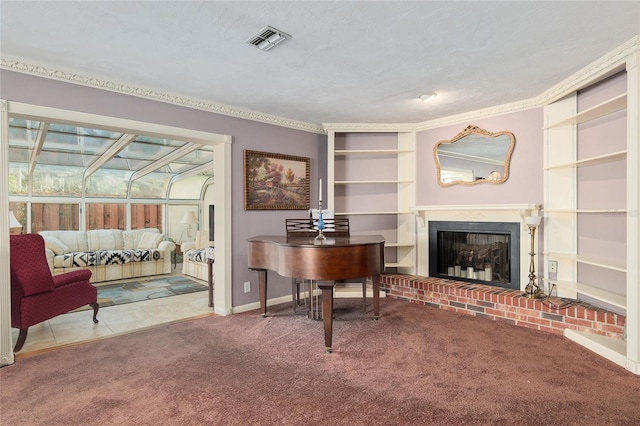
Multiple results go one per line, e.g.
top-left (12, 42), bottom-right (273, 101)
top-left (91, 275), bottom-right (208, 308)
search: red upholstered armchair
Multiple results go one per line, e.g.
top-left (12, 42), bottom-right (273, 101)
top-left (10, 233), bottom-right (99, 352)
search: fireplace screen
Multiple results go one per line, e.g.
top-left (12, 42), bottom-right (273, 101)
top-left (429, 221), bottom-right (520, 290)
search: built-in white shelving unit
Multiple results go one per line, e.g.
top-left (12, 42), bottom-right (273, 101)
top-left (547, 93), bottom-right (627, 127)
top-left (543, 52), bottom-right (640, 374)
top-left (544, 80), bottom-right (627, 305)
top-left (325, 127), bottom-right (416, 274)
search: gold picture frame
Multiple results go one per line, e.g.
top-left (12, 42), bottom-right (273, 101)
top-left (244, 150), bottom-right (310, 210)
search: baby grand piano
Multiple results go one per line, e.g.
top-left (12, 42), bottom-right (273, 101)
top-left (247, 234), bottom-right (385, 352)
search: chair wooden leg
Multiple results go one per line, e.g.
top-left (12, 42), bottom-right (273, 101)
top-left (91, 302), bottom-right (99, 323)
top-left (14, 328), bottom-right (28, 353)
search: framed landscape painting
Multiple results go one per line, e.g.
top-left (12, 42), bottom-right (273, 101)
top-left (244, 150), bottom-right (310, 210)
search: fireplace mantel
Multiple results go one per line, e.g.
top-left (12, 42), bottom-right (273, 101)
top-left (412, 204), bottom-right (540, 214)
top-left (412, 204), bottom-right (540, 211)
top-left (411, 204), bottom-right (542, 289)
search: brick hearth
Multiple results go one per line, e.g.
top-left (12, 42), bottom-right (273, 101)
top-left (381, 274), bottom-right (626, 340)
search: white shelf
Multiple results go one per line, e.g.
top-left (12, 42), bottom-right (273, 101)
top-left (545, 150), bottom-right (627, 169)
top-left (385, 243), bottom-right (415, 248)
top-left (335, 180), bottom-right (414, 184)
top-left (547, 279), bottom-right (626, 309)
top-left (545, 208), bottom-right (626, 214)
top-left (336, 211), bottom-right (412, 216)
top-left (576, 254), bottom-right (626, 272)
top-left (577, 282), bottom-right (627, 310)
top-left (545, 251), bottom-right (575, 259)
top-left (545, 252), bottom-right (626, 272)
top-left (334, 284), bottom-right (386, 299)
top-left (334, 149), bottom-right (413, 155)
top-left (546, 93), bottom-right (627, 128)
top-left (385, 262), bottom-right (414, 268)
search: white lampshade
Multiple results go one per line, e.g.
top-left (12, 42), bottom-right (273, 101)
top-left (180, 211), bottom-right (198, 225)
top-left (9, 211), bottom-right (22, 234)
top-left (9, 211), bottom-right (21, 228)
top-left (524, 215), bottom-right (542, 228)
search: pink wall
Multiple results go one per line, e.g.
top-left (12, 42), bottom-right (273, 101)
top-left (1, 70), bottom-right (327, 306)
top-left (2, 70), bottom-right (550, 307)
top-left (416, 108), bottom-right (544, 206)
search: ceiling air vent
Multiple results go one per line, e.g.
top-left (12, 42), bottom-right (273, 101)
top-left (245, 25), bottom-right (291, 51)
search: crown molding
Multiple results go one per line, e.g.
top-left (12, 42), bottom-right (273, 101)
top-left (2, 36), bottom-right (638, 135)
top-left (322, 122), bottom-right (421, 132)
top-left (413, 98), bottom-right (541, 131)
top-left (0, 57), bottom-right (326, 135)
top-left (536, 35), bottom-right (639, 106)
top-left (415, 36), bottom-right (639, 131)
top-left (327, 35), bottom-right (640, 133)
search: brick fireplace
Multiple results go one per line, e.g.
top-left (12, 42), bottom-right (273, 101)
top-left (399, 204), bottom-right (626, 340)
top-left (381, 274), bottom-right (626, 340)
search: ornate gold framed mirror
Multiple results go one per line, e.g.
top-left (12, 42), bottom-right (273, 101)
top-left (434, 125), bottom-right (515, 187)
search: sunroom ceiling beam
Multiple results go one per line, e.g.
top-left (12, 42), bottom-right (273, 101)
top-left (171, 162), bottom-right (214, 183)
top-left (84, 133), bottom-right (137, 178)
top-left (28, 122), bottom-right (49, 175)
top-left (130, 143), bottom-right (201, 181)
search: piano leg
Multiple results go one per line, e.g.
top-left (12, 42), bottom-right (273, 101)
top-left (207, 258), bottom-right (214, 308)
top-left (256, 269), bottom-right (268, 317)
top-left (317, 282), bottom-right (335, 353)
top-left (362, 278), bottom-right (367, 314)
top-left (372, 274), bottom-right (380, 320)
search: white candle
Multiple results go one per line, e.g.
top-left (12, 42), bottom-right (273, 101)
top-left (319, 179), bottom-right (322, 203)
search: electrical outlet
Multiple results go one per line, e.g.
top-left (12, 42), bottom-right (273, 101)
top-left (548, 260), bottom-right (558, 273)
top-left (243, 281), bottom-right (251, 293)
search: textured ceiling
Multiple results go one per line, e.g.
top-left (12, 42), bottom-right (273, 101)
top-left (1, 1), bottom-right (639, 126)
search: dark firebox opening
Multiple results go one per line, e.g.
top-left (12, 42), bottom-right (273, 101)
top-left (429, 221), bottom-right (520, 290)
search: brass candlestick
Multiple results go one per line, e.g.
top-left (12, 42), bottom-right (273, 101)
top-left (523, 214), bottom-right (543, 299)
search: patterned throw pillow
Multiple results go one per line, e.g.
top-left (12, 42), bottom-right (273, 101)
top-left (131, 249), bottom-right (161, 262)
top-left (66, 251), bottom-right (99, 267)
top-left (98, 250), bottom-right (133, 265)
top-left (186, 248), bottom-right (208, 263)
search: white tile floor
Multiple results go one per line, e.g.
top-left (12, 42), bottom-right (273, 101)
top-left (12, 272), bottom-right (386, 356)
top-left (11, 267), bottom-right (215, 356)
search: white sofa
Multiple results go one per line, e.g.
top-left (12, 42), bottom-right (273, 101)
top-left (40, 228), bottom-right (175, 283)
top-left (181, 231), bottom-right (214, 282)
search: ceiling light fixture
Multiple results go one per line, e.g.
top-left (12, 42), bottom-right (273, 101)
top-left (419, 93), bottom-right (438, 102)
top-left (246, 26), bottom-right (291, 52)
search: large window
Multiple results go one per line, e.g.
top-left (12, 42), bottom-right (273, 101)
top-left (7, 118), bottom-right (214, 201)
top-left (31, 203), bottom-right (80, 232)
top-left (7, 117), bottom-right (213, 235)
top-left (85, 203), bottom-right (127, 230)
top-left (85, 203), bottom-right (164, 232)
